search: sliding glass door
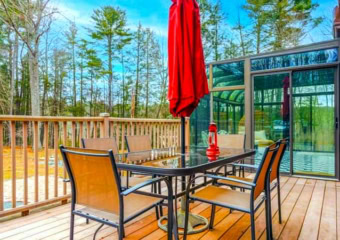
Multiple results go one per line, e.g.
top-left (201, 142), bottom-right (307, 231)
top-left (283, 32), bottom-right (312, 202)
top-left (253, 73), bottom-right (291, 173)
top-left (292, 68), bottom-right (336, 177)
top-left (253, 68), bottom-right (337, 177)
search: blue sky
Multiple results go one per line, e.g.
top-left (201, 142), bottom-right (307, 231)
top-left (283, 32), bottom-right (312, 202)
top-left (53, 0), bottom-right (337, 43)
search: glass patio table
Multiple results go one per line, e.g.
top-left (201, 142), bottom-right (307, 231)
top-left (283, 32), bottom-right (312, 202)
top-left (115, 147), bottom-right (255, 176)
top-left (115, 147), bottom-right (255, 237)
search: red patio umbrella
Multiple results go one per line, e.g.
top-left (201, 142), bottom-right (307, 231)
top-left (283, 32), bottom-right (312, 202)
top-left (281, 76), bottom-right (290, 121)
top-left (163, 0), bottom-right (210, 235)
top-left (168, 0), bottom-right (209, 118)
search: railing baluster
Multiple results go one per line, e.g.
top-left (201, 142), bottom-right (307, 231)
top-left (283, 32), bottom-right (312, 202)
top-left (153, 123), bottom-right (156, 148)
top-left (63, 122), bottom-right (67, 195)
top-left (135, 122), bottom-right (138, 136)
top-left (100, 121), bottom-right (104, 138)
top-left (87, 121), bottom-right (91, 139)
top-left (121, 123), bottom-right (125, 152)
top-left (72, 122), bottom-right (76, 147)
top-left (10, 121), bottom-right (16, 208)
top-left (23, 122), bottom-right (28, 205)
top-left (131, 122), bottom-right (134, 136)
top-left (127, 122), bottom-right (131, 137)
top-left (0, 121), bottom-right (3, 211)
top-left (44, 122), bottom-right (49, 200)
top-left (115, 122), bottom-right (120, 148)
top-left (54, 122), bottom-right (59, 197)
top-left (141, 123), bottom-right (144, 136)
top-left (79, 122), bottom-right (83, 147)
top-left (110, 121), bottom-right (114, 137)
top-left (93, 121), bottom-right (97, 138)
top-left (33, 121), bottom-right (39, 202)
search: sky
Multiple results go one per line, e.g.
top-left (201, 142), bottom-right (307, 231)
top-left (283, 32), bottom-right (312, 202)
top-left (52, 0), bottom-right (338, 45)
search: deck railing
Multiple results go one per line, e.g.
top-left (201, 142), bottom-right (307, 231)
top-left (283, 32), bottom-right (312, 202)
top-left (0, 114), bottom-right (186, 217)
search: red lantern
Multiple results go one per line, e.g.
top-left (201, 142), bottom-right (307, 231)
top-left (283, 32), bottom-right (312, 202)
top-left (206, 122), bottom-right (220, 161)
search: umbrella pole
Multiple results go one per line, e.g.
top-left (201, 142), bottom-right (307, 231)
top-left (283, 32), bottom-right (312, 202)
top-left (159, 116), bottom-right (209, 234)
top-left (181, 117), bottom-right (186, 191)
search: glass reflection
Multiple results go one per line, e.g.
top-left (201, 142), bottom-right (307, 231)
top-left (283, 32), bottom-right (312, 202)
top-left (212, 61), bottom-right (244, 88)
top-left (253, 73), bottom-right (291, 173)
top-left (213, 90), bottom-right (245, 135)
top-left (292, 68), bottom-right (335, 176)
top-left (251, 48), bottom-right (338, 71)
top-left (190, 94), bottom-right (211, 147)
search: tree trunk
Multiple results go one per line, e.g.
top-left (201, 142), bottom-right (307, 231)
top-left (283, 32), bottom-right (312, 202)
top-left (80, 58), bottom-right (83, 110)
top-left (108, 37), bottom-right (113, 115)
top-left (135, 32), bottom-right (141, 118)
top-left (28, 51), bottom-right (41, 116)
top-left (42, 34), bottom-right (48, 116)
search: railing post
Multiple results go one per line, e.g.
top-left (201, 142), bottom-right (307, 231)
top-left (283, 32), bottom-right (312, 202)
top-left (99, 113), bottom-right (110, 138)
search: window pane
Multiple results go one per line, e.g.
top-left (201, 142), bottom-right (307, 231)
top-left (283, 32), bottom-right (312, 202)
top-left (292, 68), bottom-right (335, 176)
top-left (212, 61), bottom-right (244, 88)
top-left (213, 90), bottom-right (245, 135)
top-left (251, 48), bottom-right (338, 71)
top-left (190, 94), bottom-right (211, 147)
top-left (253, 73), bottom-right (290, 173)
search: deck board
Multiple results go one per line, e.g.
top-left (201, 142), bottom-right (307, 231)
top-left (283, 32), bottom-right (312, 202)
top-left (0, 176), bottom-right (338, 240)
top-left (318, 181), bottom-right (337, 240)
top-left (299, 180), bottom-right (326, 240)
top-left (278, 179), bottom-right (316, 240)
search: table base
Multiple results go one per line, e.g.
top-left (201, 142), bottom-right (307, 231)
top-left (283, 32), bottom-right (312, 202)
top-left (158, 210), bottom-right (209, 235)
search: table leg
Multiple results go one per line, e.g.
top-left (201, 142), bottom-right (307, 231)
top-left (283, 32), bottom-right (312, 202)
top-left (158, 176), bottom-right (209, 235)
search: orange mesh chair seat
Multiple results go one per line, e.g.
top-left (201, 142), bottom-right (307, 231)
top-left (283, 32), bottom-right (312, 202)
top-left (82, 138), bottom-right (151, 189)
top-left (182, 143), bottom-right (280, 240)
top-left (218, 138), bottom-right (288, 224)
top-left (60, 147), bottom-right (174, 240)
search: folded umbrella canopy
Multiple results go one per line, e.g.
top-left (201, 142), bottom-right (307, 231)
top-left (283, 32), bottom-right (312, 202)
top-left (161, 0), bottom-right (211, 235)
top-left (168, 0), bottom-right (209, 117)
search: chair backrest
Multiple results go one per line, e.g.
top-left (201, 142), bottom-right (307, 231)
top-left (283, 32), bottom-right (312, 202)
top-left (252, 142), bottom-right (279, 200)
top-left (125, 135), bottom-right (152, 162)
top-left (82, 138), bottom-right (119, 154)
top-left (218, 134), bottom-right (245, 149)
top-left (60, 146), bottom-right (122, 215)
top-left (270, 138), bottom-right (288, 182)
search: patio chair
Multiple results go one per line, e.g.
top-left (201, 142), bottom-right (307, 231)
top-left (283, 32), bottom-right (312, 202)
top-left (125, 135), bottom-right (153, 162)
top-left (60, 146), bottom-right (173, 240)
top-left (219, 138), bottom-right (288, 224)
top-left (218, 134), bottom-right (246, 176)
top-left (81, 138), bottom-right (151, 189)
top-left (182, 142), bottom-right (279, 240)
top-left (125, 135), bottom-right (164, 214)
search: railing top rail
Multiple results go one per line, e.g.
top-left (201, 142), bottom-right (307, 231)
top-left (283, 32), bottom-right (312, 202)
top-left (108, 117), bottom-right (180, 123)
top-left (0, 115), bottom-right (104, 122)
top-left (0, 115), bottom-right (182, 123)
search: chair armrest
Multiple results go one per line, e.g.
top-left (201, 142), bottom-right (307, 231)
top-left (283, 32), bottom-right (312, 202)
top-left (63, 179), bottom-right (70, 183)
top-left (205, 174), bottom-right (256, 188)
top-left (121, 177), bottom-right (167, 196)
top-left (231, 163), bottom-right (259, 169)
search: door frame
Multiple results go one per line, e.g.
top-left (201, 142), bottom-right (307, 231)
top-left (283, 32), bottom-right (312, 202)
top-left (251, 66), bottom-right (339, 179)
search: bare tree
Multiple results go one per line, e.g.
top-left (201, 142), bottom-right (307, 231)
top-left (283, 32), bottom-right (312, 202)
top-left (0, 0), bottom-right (56, 116)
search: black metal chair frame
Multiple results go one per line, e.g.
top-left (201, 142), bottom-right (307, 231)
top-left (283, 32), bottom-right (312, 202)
top-left (226, 138), bottom-right (288, 224)
top-left (60, 146), bottom-right (174, 240)
top-left (182, 143), bottom-right (280, 240)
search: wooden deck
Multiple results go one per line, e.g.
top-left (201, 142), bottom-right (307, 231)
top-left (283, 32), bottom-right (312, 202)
top-left (0, 176), bottom-right (339, 240)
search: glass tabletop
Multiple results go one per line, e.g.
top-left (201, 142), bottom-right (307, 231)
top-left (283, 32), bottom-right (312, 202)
top-left (115, 146), bottom-right (254, 170)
